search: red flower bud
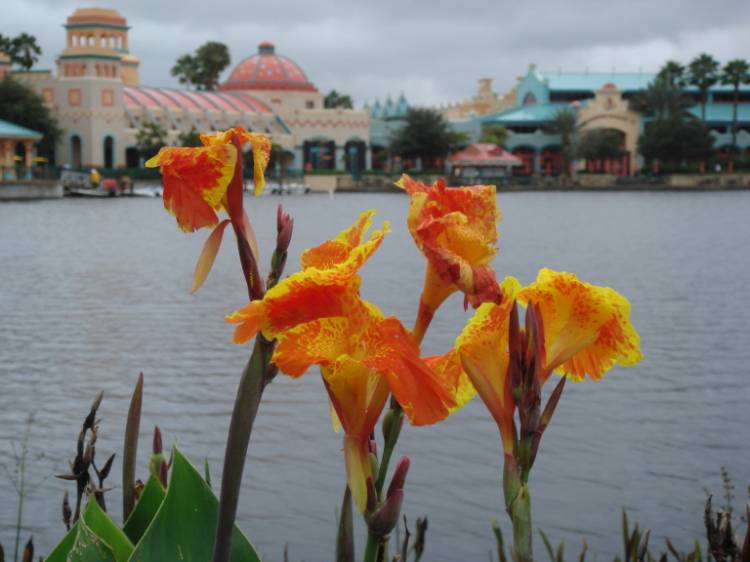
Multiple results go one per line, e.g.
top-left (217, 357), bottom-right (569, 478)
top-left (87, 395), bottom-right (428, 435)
top-left (386, 456), bottom-right (410, 499)
top-left (276, 205), bottom-right (293, 252)
top-left (153, 426), bottom-right (163, 455)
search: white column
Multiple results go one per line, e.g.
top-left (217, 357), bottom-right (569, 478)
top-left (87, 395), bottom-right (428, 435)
top-left (365, 146), bottom-right (372, 171)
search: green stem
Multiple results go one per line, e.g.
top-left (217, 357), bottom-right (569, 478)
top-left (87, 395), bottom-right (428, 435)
top-left (503, 455), bottom-right (533, 562)
top-left (509, 484), bottom-right (532, 562)
top-left (212, 337), bottom-right (274, 562)
top-left (374, 404), bottom-right (403, 495)
top-left (363, 532), bottom-right (386, 562)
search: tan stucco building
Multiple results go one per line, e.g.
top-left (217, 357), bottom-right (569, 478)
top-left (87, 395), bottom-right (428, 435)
top-left (13, 8), bottom-right (371, 172)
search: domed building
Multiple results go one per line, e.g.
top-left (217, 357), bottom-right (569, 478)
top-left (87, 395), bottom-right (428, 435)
top-left (11, 8), bottom-right (370, 174)
top-left (220, 42), bottom-right (370, 173)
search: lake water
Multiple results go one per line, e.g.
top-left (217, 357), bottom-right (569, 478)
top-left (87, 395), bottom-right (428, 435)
top-left (1, 191), bottom-right (749, 561)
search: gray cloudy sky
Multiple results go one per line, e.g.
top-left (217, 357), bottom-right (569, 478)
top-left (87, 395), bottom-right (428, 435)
top-left (4, 0), bottom-right (750, 106)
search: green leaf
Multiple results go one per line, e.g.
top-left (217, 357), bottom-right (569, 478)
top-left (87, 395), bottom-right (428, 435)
top-left (80, 500), bottom-right (134, 562)
top-left (46, 523), bottom-right (79, 562)
top-left (123, 477), bottom-right (166, 545)
top-left (66, 517), bottom-right (117, 562)
top-left (539, 529), bottom-right (556, 562)
top-left (48, 500), bottom-right (134, 562)
top-left (129, 448), bottom-right (261, 562)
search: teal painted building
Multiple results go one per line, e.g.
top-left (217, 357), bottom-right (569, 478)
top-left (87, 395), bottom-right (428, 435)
top-left (462, 65), bottom-right (750, 175)
top-left (366, 94), bottom-right (409, 169)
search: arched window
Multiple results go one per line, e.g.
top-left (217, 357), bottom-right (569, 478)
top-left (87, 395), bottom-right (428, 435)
top-left (125, 147), bottom-right (140, 168)
top-left (103, 136), bottom-right (114, 168)
top-left (522, 92), bottom-right (537, 106)
top-left (344, 140), bottom-right (366, 173)
top-left (71, 135), bottom-right (82, 168)
top-left (303, 139), bottom-right (336, 170)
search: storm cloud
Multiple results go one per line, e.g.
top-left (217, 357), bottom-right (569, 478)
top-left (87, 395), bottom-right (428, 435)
top-left (4, 0), bottom-right (749, 106)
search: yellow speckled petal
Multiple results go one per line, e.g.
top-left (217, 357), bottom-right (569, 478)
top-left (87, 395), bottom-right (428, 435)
top-left (518, 268), bottom-right (643, 382)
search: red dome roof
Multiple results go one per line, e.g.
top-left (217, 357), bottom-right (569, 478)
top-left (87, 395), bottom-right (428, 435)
top-left (220, 42), bottom-right (317, 93)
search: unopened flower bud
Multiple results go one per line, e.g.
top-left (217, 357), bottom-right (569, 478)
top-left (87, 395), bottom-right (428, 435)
top-left (382, 408), bottom-right (403, 442)
top-left (153, 426), bottom-right (162, 454)
top-left (159, 460), bottom-right (169, 488)
top-left (386, 456), bottom-right (410, 499)
top-left (276, 205), bottom-right (293, 252)
top-left (366, 489), bottom-right (404, 538)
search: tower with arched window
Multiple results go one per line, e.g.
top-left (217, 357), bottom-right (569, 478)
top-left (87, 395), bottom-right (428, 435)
top-left (57, 8), bottom-right (139, 85)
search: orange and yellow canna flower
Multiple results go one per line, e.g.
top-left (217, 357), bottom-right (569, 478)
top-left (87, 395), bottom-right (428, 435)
top-left (225, 210), bottom-right (389, 343)
top-left (272, 299), bottom-right (455, 512)
top-left (432, 271), bottom-right (641, 450)
top-left (395, 175), bottom-right (503, 342)
top-left (426, 277), bottom-right (521, 452)
top-left (145, 127), bottom-right (271, 232)
top-left (517, 268), bottom-right (643, 382)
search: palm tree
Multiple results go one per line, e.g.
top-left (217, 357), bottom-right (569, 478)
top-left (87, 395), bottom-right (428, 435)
top-left (657, 60), bottom-right (686, 88)
top-left (631, 77), bottom-right (690, 120)
top-left (721, 59), bottom-right (750, 160)
top-left (9, 33), bottom-right (42, 71)
top-left (688, 53), bottom-right (720, 121)
top-left (549, 108), bottom-right (578, 177)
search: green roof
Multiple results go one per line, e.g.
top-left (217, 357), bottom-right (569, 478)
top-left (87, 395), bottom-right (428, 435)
top-left (481, 103), bottom-right (574, 125)
top-left (0, 118), bottom-right (43, 140)
top-left (535, 70), bottom-right (750, 93)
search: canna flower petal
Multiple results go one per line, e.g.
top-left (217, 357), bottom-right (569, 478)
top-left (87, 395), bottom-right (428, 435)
top-left (397, 175), bottom-right (502, 342)
top-left (454, 277), bottom-right (521, 445)
top-left (517, 268), bottom-right (643, 382)
top-left (361, 316), bottom-right (455, 426)
top-left (145, 144), bottom-right (237, 232)
top-left (225, 213), bottom-right (389, 343)
top-left (300, 210), bottom-right (376, 270)
top-left (423, 349), bottom-right (477, 414)
top-left (271, 301), bottom-right (455, 511)
top-left (201, 128), bottom-right (271, 195)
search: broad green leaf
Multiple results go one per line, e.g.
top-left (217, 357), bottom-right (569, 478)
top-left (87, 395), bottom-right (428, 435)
top-left (47, 500), bottom-right (134, 562)
top-left (80, 500), bottom-right (133, 562)
top-left (45, 522), bottom-right (78, 562)
top-left (129, 448), bottom-right (260, 562)
top-left (122, 477), bottom-right (166, 544)
top-left (66, 517), bottom-right (117, 562)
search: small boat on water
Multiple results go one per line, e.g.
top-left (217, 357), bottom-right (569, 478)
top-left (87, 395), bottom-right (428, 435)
top-left (268, 181), bottom-right (311, 195)
top-left (67, 187), bottom-right (112, 197)
top-left (131, 186), bottom-right (163, 198)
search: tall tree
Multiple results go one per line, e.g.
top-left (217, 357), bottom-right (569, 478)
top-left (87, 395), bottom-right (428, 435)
top-left (631, 77), bottom-right (690, 120)
top-left (576, 129), bottom-right (625, 161)
top-left (688, 53), bottom-right (720, 121)
top-left (549, 108), bottom-right (578, 176)
top-left (324, 90), bottom-right (353, 109)
top-left (171, 55), bottom-right (202, 88)
top-left (0, 76), bottom-right (61, 162)
top-left (721, 59), bottom-right (750, 159)
top-left (657, 60), bottom-right (686, 88)
top-left (0, 33), bottom-right (42, 71)
top-left (480, 124), bottom-right (508, 147)
top-left (638, 116), bottom-right (713, 168)
top-left (177, 126), bottom-right (202, 147)
top-left (171, 41), bottom-right (230, 91)
top-left (135, 120), bottom-right (168, 161)
top-left (389, 108), bottom-right (454, 164)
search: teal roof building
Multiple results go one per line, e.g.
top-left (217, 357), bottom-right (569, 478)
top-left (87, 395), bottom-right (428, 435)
top-left (368, 93), bottom-right (410, 169)
top-left (453, 64), bottom-right (750, 176)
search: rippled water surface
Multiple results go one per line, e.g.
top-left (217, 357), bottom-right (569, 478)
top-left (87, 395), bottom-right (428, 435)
top-left (1, 191), bottom-right (749, 561)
